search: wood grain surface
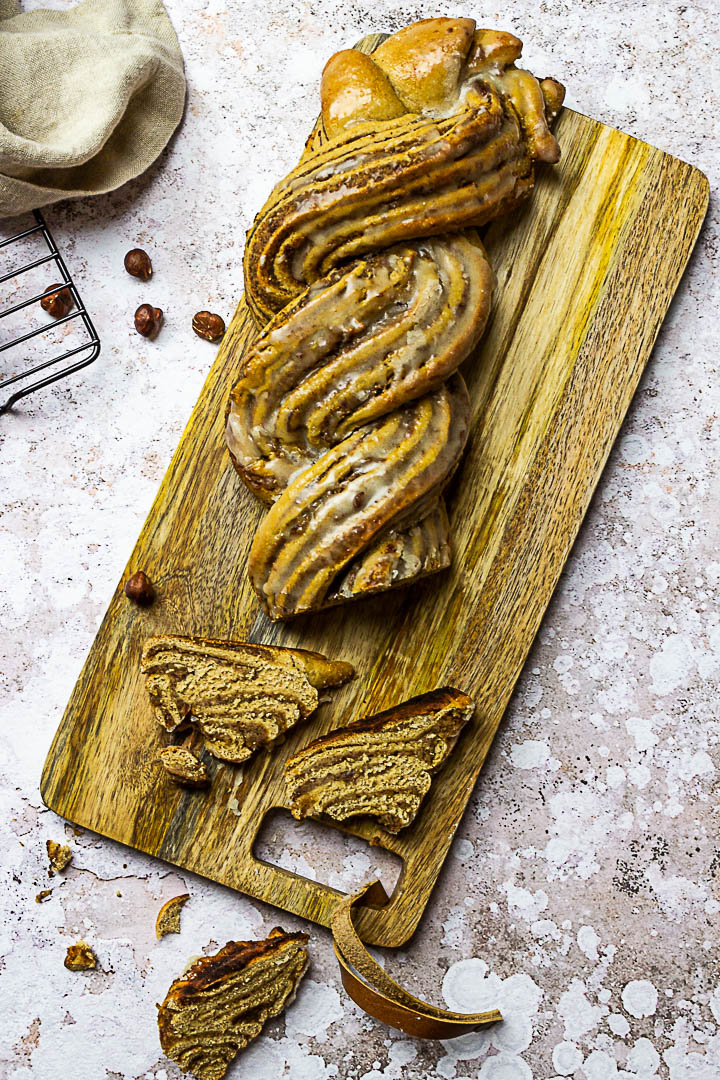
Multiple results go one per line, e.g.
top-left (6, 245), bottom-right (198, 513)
top-left (40, 80), bottom-right (708, 947)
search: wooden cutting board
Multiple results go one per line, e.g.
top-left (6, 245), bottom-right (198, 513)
top-left (41, 58), bottom-right (708, 947)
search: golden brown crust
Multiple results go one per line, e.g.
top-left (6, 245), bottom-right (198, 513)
top-left (243, 19), bottom-right (564, 323)
top-left (142, 634), bottom-right (355, 688)
top-left (167, 929), bottom-right (308, 1000)
top-left (229, 234), bottom-right (492, 620)
top-left (293, 687), bottom-right (473, 751)
top-left (368, 18), bottom-right (477, 116)
top-left (321, 21), bottom-right (564, 160)
top-left (321, 49), bottom-right (405, 137)
top-left (243, 96), bottom-right (526, 325)
top-left (327, 502), bottom-right (452, 605)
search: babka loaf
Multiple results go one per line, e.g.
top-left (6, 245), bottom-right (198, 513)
top-left (228, 18), bottom-right (564, 619)
top-left (284, 687), bottom-right (475, 832)
top-left (141, 635), bottom-right (354, 764)
top-left (157, 928), bottom-right (309, 1080)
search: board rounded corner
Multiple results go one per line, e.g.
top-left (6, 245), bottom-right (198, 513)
top-left (39, 756), bottom-right (61, 814)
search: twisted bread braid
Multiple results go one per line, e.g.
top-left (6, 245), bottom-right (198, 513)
top-left (227, 19), bottom-right (564, 620)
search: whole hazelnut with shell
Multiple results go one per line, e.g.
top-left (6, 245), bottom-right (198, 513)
top-left (192, 311), bottom-right (226, 343)
top-left (124, 249), bottom-right (153, 281)
top-left (134, 304), bottom-right (163, 340)
top-left (124, 571), bottom-right (155, 606)
top-left (41, 284), bottom-right (74, 319)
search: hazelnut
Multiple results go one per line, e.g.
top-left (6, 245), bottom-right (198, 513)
top-left (192, 311), bottom-right (226, 343)
top-left (124, 571), bottom-right (155, 606)
top-left (124, 248), bottom-right (152, 281)
top-left (134, 304), bottom-right (163, 339)
top-left (41, 284), bottom-right (73, 319)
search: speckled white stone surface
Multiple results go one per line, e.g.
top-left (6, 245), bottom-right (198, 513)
top-left (1, 2), bottom-right (718, 1078)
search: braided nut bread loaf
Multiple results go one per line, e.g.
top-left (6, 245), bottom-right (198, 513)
top-left (228, 18), bottom-right (564, 620)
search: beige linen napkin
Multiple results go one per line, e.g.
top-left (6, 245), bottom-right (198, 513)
top-left (0, 0), bottom-right (186, 215)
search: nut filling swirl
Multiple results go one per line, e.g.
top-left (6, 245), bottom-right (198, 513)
top-left (228, 18), bottom-right (564, 620)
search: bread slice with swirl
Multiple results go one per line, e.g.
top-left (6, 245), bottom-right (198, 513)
top-left (157, 928), bottom-right (309, 1080)
top-left (284, 688), bottom-right (474, 832)
top-left (141, 635), bottom-right (354, 764)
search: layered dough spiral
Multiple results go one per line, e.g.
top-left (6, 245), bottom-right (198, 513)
top-left (227, 18), bottom-right (564, 620)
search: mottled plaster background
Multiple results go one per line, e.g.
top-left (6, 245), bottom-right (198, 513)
top-left (1, 1), bottom-right (718, 1078)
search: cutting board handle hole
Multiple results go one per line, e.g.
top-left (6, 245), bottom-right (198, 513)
top-left (253, 808), bottom-right (403, 899)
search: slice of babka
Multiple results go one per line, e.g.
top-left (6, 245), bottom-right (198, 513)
top-left (141, 635), bottom-right (354, 764)
top-left (157, 928), bottom-right (309, 1080)
top-left (284, 687), bottom-right (474, 832)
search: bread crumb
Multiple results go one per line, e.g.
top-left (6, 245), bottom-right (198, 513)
top-left (156, 893), bottom-right (190, 939)
top-left (47, 839), bottom-right (72, 874)
top-left (35, 889), bottom-right (52, 903)
top-left (64, 941), bottom-right (97, 971)
top-left (158, 746), bottom-right (209, 788)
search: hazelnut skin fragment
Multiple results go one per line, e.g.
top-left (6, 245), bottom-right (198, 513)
top-left (135, 303), bottom-right (164, 339)
top-left (124, 570), bottom-right (155, 606)
top-left (124, 248), bottom-right (153, 280)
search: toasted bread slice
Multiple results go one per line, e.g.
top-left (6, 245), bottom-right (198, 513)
top-left (141, 635), bottom-right (354, 764)
top-left (284, 687), bottom-right (474, 832)
top-left (157, 928), bottom-right (309, 1080)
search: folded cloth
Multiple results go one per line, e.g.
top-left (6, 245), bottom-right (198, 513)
top-left (0, 0), bottom-right (186, 216)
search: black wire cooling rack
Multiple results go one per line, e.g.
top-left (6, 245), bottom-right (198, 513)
top-left (0, 210), bottom-right (100, 415)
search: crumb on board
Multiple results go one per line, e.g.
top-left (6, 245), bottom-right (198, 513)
top-left (35, 889), bottom-right (52, 903)
top-left (158, 745), bottom-right (210, 787)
